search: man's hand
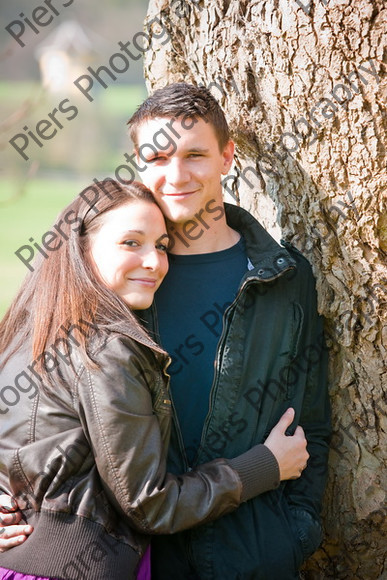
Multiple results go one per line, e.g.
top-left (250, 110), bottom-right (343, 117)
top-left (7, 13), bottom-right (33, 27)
top-left (0, 494), bottom-right (33, 552)
top-left (264, 408), bottom-right (309, 480)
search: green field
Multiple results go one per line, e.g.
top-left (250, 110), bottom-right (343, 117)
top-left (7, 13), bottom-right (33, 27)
top-left (1, 81), bottom-right (147, 174)
top-left (0, 81), bottom-right (146, 116)
top-left (0, 178), bottom-right (88, 316)
top-left (0, 81), bottom-right (147, 317)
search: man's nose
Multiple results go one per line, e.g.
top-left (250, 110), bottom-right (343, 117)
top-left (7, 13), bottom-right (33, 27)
top-left (165, 158), bottom-right (190, 185)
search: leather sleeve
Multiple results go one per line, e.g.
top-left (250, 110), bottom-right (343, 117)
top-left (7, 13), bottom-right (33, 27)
top-left (73, 335), bottom-right (243, 534)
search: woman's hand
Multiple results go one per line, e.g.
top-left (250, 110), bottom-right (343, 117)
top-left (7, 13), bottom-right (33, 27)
top-left (0, 494), bottom-right (33, 552)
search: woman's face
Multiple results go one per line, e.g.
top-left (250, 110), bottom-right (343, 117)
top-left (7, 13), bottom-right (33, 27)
top-left (89, 201), bottom-right (169, 309)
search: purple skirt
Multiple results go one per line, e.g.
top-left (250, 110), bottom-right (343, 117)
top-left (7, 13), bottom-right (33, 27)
top-left (0, 569), bottom-right (58, 580)
top-left (136, 545), bottom-right (151, 580)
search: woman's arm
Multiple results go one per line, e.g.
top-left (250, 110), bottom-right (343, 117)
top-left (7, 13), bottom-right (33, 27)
top-left (0, 334), bottom-right (307, 543)
top-left (74, 335), bottom-right (279, 534)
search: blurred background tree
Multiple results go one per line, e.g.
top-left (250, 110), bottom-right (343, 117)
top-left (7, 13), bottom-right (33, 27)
top-left (0, 0), bottom-right (147, 313)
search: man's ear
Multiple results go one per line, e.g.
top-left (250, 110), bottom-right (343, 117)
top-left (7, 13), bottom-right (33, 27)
top-left (221, 140), bottom-right (235, 174)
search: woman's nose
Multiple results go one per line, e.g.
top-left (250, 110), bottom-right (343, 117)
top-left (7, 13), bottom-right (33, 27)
top-left (142, 249), bottom-right (161, 270)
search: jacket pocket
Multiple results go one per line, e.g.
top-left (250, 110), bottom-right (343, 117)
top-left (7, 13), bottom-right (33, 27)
top-left (149, 373), bottom-right (172, 416)
top-left (283, 302), bottom-right (304, 400)
top-left (288, 506), bottom-right (323, 561)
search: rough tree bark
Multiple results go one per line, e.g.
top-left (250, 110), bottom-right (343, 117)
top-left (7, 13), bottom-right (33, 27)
top-left (143, 1), bottom-right (386, 578)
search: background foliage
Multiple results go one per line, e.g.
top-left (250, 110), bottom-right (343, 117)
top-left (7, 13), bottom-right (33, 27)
top-left (0, 0), bottom-right (147, 315)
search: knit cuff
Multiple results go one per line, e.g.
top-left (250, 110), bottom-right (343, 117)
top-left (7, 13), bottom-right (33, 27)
top-left (228, 444), bottom-right (280, 502)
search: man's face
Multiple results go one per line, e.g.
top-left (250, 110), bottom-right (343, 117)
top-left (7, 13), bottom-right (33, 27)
top-left (135, 117), bottom-right (234, 224)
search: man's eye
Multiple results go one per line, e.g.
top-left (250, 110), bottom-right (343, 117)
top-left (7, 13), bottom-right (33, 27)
top-left (147, 155), bottom-right (165, 163)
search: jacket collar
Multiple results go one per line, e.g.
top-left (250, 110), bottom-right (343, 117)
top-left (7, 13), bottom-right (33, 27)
top-left (224, 203), bottom-right (297, 281)
top-left (142, 203), bottom-right (297, 329)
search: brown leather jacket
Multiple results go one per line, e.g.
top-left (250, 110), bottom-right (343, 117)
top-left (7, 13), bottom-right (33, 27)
top-left (0, 328), bottom-right (278, 579)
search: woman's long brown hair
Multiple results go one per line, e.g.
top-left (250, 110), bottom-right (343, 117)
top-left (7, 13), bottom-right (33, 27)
top-left (0, 179), bottom-right (165, 384)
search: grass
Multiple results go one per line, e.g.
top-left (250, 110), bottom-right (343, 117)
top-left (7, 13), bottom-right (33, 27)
top-left (1, 81), bottom-right (147, 172)
top-left (98, 83), bottom-right (147, 116)
top-left (0, 177), bottom-right (86, 316)
top-left (0, 80), bottom-right (148, 316)
top-left (0, 80), bottom-right (146, 123)
top-left (0, 81), bottom-right (41, 104)
top-left (0, 80), bottom-right (146, 106)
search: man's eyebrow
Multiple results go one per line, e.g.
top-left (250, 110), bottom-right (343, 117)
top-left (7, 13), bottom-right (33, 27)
top-left (185, 147), bottom-right (210, 153)
top-left (143, 146), bottom-right (210, 156)
top-left (164, 146), bottom-right (210, 156)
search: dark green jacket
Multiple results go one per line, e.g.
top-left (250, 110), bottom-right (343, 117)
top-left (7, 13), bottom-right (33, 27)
top-left (149, 203), bottom-right (331, 580)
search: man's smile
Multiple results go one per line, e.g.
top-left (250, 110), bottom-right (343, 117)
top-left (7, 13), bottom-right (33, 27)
top-left (161, 191), bottom-right (198, 197)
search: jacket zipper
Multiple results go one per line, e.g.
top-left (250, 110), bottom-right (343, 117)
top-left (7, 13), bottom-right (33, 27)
top-left (170, 394), bottom-right (191, 471)
top-left (192, 266), bottom-right (295, 467)
top-left (160, 329), bottom-right (191, 471)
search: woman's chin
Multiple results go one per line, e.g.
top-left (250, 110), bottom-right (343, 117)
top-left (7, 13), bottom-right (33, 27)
top-left (123, 294), bottom-right (154, 311)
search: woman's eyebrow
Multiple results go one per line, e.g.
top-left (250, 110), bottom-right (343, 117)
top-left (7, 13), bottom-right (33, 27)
top-left (120, 229), bottom-right (145, 236)
top-left (120, 231), bottom-right (170, 241)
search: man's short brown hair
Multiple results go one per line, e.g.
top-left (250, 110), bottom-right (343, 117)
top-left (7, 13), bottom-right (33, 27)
top-left (127, 82), bottom-right (230, 151)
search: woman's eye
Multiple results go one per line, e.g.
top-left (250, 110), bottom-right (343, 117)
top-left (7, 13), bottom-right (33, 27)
top-left (157, 243), bottom-right (169, 253)
top-left (123, 240), bottom-right (140, 247)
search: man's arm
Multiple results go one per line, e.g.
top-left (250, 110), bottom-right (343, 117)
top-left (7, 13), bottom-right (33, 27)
top-left (0, 494), bottom-right (33, 552)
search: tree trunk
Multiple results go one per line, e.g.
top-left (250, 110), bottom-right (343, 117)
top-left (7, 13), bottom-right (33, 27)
top-left (143, 1), bottom-right (386, 578)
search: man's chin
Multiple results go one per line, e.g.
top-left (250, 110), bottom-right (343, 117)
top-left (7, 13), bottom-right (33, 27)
top-left (161, 206), bottom-right (195, 225)
top-left (157, 195), bottom-right (199, 220)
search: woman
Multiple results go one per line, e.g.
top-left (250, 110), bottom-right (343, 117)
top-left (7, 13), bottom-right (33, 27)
top-left (0, 180), bottom-right (280, 579)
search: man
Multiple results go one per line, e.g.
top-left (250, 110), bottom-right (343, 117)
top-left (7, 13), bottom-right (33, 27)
top-left (0, 83), bottom-right (331, 579)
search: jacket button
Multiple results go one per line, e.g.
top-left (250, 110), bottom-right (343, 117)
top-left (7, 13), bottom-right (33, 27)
top-left (276, 258), bottom-right (285, 265)
top-left (258, 268), bottom-right (265, 275)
